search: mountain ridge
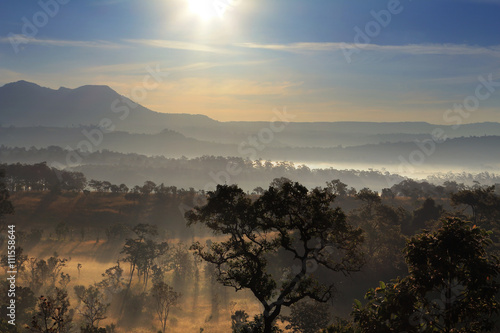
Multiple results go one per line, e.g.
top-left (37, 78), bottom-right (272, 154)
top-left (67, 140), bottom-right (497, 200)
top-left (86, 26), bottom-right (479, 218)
top-left (2, 80), bottom-right (500, 148)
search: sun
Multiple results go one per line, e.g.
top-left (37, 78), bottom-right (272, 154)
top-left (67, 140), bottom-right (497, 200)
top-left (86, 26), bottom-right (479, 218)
top-left (187, 0), bottom-right (217, 21)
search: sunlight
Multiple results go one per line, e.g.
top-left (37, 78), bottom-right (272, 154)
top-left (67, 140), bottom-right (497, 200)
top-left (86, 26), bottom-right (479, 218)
top-left (187, 0), bottom-right (217, 21)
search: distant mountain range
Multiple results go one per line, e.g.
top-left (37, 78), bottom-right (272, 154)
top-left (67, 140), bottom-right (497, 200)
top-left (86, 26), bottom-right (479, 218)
top-left (2, 80), bottom-right (500, 148)
top-left (1, 80), bottom-right (499, 173)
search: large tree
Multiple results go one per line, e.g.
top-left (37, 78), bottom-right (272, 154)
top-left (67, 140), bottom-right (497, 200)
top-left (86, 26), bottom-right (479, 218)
top-left (187, 180), bottom-right (364, 333)
top-left (351, 218), bottom-right (500, 332)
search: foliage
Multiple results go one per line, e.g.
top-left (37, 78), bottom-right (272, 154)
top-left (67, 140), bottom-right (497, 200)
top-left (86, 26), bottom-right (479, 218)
top-left (352, 218), bottom-right (500, 332)
top-left (168, 243), bottom-right (195, 289)
top-left (354, 188), bottom-right (380, 208)
top-left (0, 318), bottom-right (21, 332)
top-left (2, 162), bottom-right (86, 192)
top-left (23, 253), bottom-right (69, 294)
top-left (121, 224), bottom-right (168, 289)
top-left (281, 298), bottom-right (332, 333)
top-left (411, 198), bottom-right (443, 232)
top-left (0, 282), bottom-right (36, 328)
top-left (349, 199), bottom-right (406, 271)
top-left (451, 185), bottom-right (500, 226)
top-left (231, 310), bottom-right (282, 333)
top-left (326, 179), bottom-right (348, 197)
top-left (150, 281), bottom-right (181, 333)
top-left (188, 180), bottom-right (364, 333)
top-left (28, 288), bottom-right (73, 333)
top-left (75, 285), bottom-right (109, 329)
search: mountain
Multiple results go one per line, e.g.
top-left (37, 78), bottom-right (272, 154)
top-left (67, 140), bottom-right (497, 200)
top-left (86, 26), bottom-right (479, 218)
top-left (2, 80), bottom-right (500, 148)
top-left (0, 80), bottom-right (218, 132)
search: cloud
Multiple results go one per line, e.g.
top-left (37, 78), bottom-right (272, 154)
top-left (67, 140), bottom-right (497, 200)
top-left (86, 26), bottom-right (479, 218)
top-left (83, 59), bottom-right (271, 76)
top-left (236, 42), bottom-right (500, 57)
top-left (0, 36), bottom-right (123, 49)
top-left (123, 39), bottom-right (234, 54)
top-left (158, 77), bottom-right (302, 96)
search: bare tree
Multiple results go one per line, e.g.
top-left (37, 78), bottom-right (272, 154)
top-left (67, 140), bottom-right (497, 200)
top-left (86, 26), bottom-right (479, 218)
top-left (76, 285), bottom-right (109, 330)
top-left (151, 281), bottom-right (181, 333)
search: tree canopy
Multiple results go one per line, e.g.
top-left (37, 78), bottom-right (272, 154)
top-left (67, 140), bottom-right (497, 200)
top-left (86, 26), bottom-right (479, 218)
top-left (187, 180), bottom-right (364, 333)
top-left (351, 218), bottom-right (500, 332)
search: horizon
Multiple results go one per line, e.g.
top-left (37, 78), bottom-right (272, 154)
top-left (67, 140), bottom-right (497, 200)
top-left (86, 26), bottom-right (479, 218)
top-left (3, 78), bottom-right (500, 126)
top-left (2, 1), bottom-right (500, 123)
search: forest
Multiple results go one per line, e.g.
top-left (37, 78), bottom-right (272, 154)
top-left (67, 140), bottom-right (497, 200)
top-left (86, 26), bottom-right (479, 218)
top-left (3, 0), bottom-right (500, 332)
top-left (0, 163), bottom-right (499, 332)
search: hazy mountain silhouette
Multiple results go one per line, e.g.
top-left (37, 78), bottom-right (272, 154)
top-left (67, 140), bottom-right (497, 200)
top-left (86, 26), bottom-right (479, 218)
top-left (2, 80), bottom-right (500, 148)
top-left (0, 80), bottom-right (217, 131)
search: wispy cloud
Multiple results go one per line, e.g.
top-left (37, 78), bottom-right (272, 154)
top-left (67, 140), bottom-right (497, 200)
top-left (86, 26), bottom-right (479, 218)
top-left (159, 78), bottom-right (303, 96)
top-left (0, 36), bottom-right (123, 49)
top-left (124, 39), bottom-right (234, 54)
top-left (83, 59), bottom-right (271, 75)
top-left (236, 42), bottom-right (500, 57)
top-left (236, 42), bottom-right (343, 52)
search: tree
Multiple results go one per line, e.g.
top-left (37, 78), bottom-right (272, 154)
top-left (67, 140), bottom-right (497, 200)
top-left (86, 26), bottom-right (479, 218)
top-left (355, 188), bottom-right (380, 209)
top-left (150, 282), bottom-right (180, 333)
top-left (231, 310), bottom-right (250, 332)
top-left (352, 218), bottom-right (500, 332)
top-left (121, 224), bottom-right (168, 289)
top-left (0, 282), bottom-right (36, 328)
top-left (141, 180), bottom-right (157, 195)
top-left (326, 179), bottom-right (348, 198)
top-left (281, 298), bottom-right (332, 333)
top-left (451, 185), bottom-right (500, 226)
top-left (381, 188), bottom-right (395, 200)
top-left (59, 170), bottom-right (86, 192)
top-left (0, 169), bottom-right (14, 224)
top-left (55, 222), bottom-right (69, 241)
top-left (76, 285), bottom-right (109, 330)
top-left (1, 246), bottom-right (27, 274)
top-left (88, 180), bottom-right (104, 193)
top-left (187, 180), bottom-right (364, 333)
top-left (412, 198), bottom-right (443, 232)
top-left (349, 198), bottom-right (406, 272)
top-left (29, 288), bottom-right (73, 333)
top-left (168, 243), bottom-right (194, 290)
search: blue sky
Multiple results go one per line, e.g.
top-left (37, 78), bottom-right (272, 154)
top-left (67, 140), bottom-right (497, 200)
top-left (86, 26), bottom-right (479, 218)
top-left (1, 0), bottom-right (500, 122)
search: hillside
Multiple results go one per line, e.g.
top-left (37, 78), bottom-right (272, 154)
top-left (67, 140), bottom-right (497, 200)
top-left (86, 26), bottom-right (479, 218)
top-left (2, 81), bottom-right (500, 148)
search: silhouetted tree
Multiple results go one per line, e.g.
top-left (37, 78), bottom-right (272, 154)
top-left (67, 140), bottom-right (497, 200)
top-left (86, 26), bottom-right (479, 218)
top-left (351, 218), bottom-right (500, 332)
top-left (188, 180), bottom-right (364, 333)
top-left (150, 281), bottom-right (180, 333)
top-left (326, 179), bottom-right (348, 198)
top-left (451, 185), bottom-right (500, 226)
top-left (76, 285), bottom-right (109, 330)
top-left (29, 288), bottom-right (73, 333)
top-left (0, 169), bottom-right (14, 224)
top-left (412, 198), bottom-right (443, 232)
top-left (281, 298), bottom-right (332, 333)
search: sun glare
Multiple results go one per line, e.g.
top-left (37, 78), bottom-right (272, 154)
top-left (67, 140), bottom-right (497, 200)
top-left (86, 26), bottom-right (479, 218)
top-left (188, 0), bottom-right (217, 21)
